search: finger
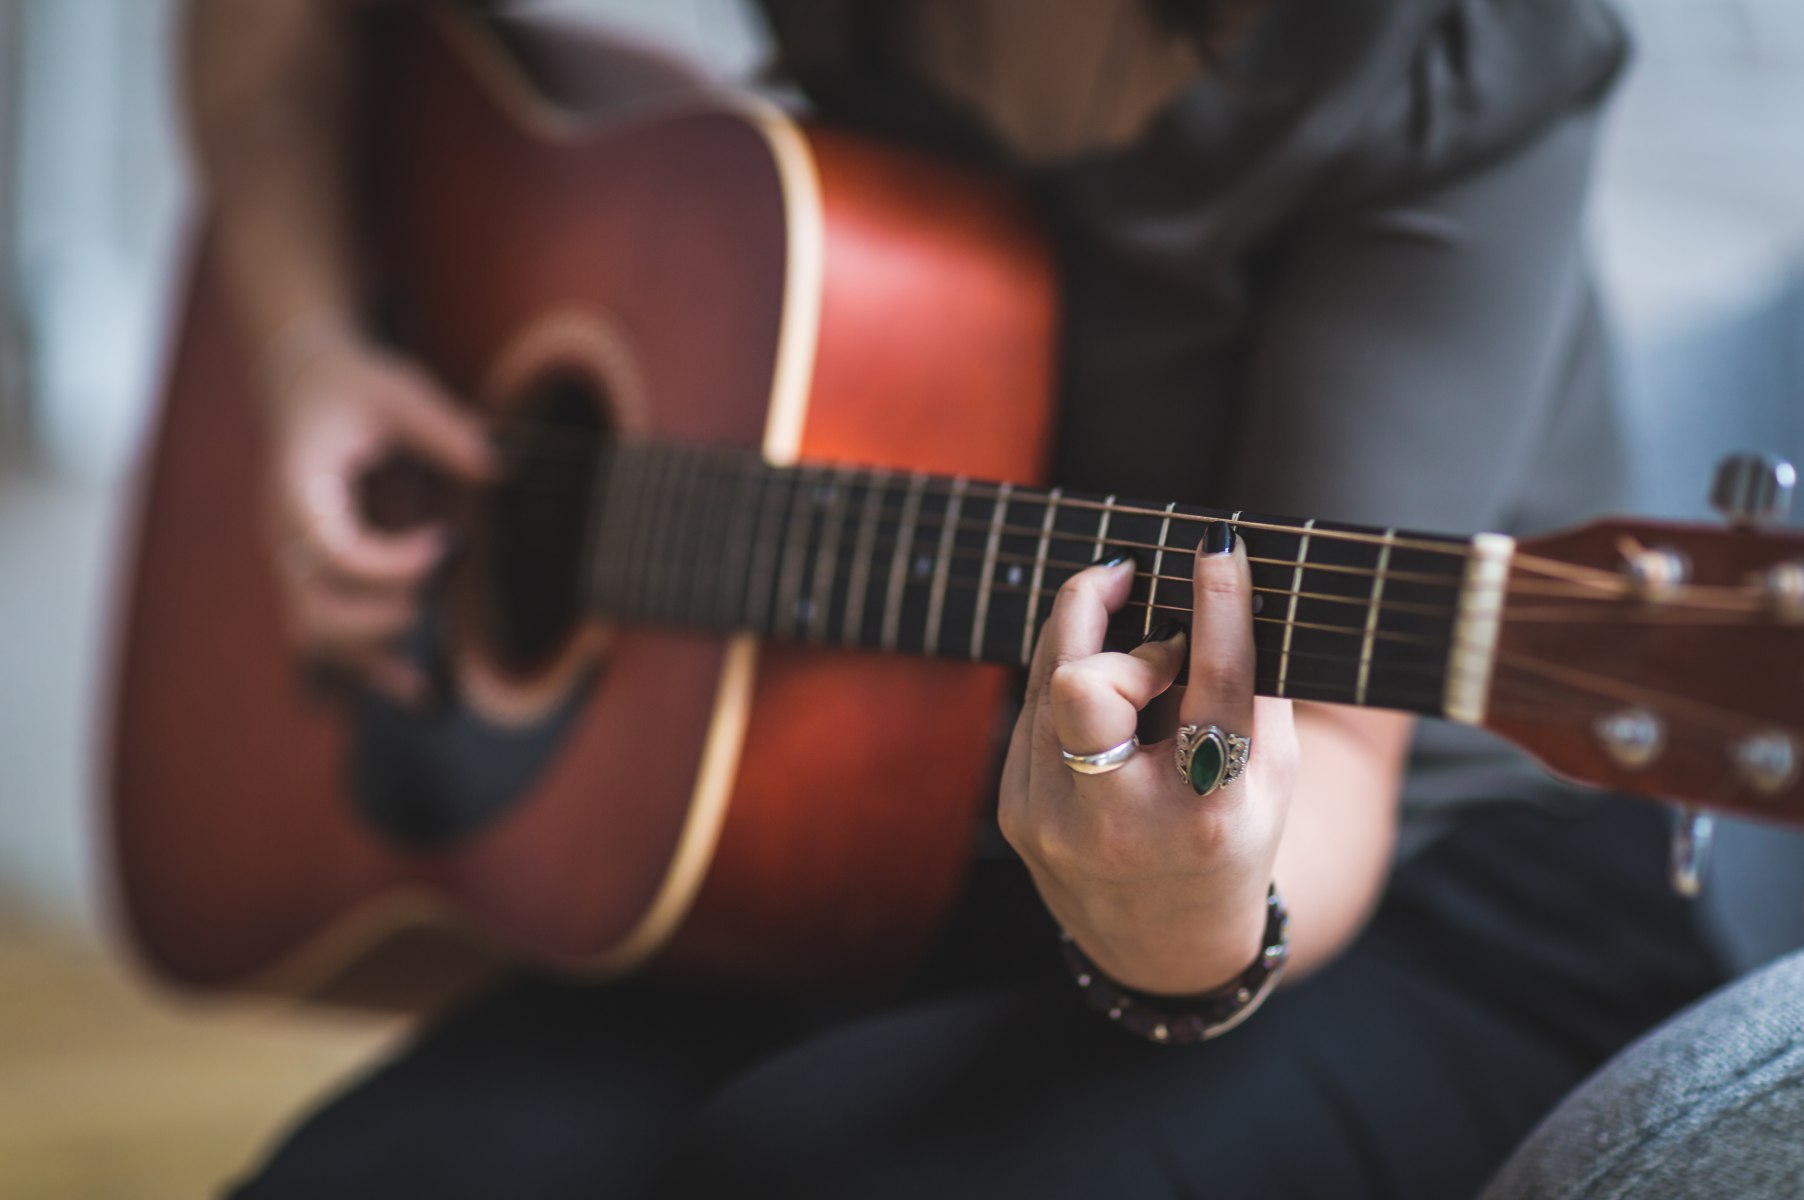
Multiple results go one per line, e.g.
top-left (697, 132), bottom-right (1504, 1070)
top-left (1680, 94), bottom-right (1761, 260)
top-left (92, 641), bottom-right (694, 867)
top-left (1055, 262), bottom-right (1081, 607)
top-left (358, 652), bottom-right (428, 706)
top-left (1181, 522), bottom-right (1256, 732)
top-left (1024, 556), bottom-right (1137, 701)
top-left (1047, 628), bottom-right (1186, 756)
top-left (284, 481), bottom-right (448, 588)
top-left (291, 585), bottom-right (419, 649)
top-left (302, 648), bottom-right (426, 707)
top-left (384, 374), bottom-right (495, 481)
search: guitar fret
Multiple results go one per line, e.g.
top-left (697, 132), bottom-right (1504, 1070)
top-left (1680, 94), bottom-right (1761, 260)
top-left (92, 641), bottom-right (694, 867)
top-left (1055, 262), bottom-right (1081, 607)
top-left (578, 444), bottom-right (1465, 720)
top-left (701, 454), bottom-right (741, 625)
top-left (1276, 518), bottom-right (1317, 697)
top-left (842, 467), bottom-right (889, 645)
top-left (970, 481), bottom-right (1011, 661)
top-left (774, 466), bottom-right (818, 636)
top-left (630, 447), bottom-right (672, 619)
top-left (742, 463), bottom-right (789, 633)
top-left (1145, 501), bottom-right (1179, 638)
top-left (881, 474), bottom-right (928, 652)
top-left (1092, 494), bottom-right (1116, 562)
top-left (665, 450), bottom-right (700, 621)
top-left (1355, 528), bottom-right (1396, 706)
top-left (1019, 487), bottom-right (1063, 666)
top-left (924, 477), bottom-right (968, 655)
top-left (587, 445), bottom-right (639, 611)
top-left (806, 465), bottom-right (852, 642)
top-left (718, 457), bottom-right (764, 627)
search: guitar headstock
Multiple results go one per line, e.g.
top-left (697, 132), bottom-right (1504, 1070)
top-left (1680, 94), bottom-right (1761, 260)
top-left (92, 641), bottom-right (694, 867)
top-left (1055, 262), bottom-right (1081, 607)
top-left (1482, 456), bottom-right (1804, 825)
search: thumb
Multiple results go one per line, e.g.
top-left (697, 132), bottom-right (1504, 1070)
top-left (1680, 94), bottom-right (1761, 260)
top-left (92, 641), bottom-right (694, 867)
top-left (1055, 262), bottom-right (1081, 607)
top-left (384, 373), bottom-right (495, 481)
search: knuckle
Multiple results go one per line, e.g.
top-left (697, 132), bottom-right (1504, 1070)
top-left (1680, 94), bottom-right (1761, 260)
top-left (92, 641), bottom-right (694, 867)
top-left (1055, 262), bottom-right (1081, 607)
top-left (1046, 660), bottom-right (1102, 708)
top-left (1055, 570), bottom-right (1096, 605)
top-left (1023, 822), bottom-right (1082, 876)
top-left (1196, 572), bottom-right (1244, 602)
top-left (1208, 659), bottom-right (1254, 698)
top-left (995, 793), bottom-right (1024, 851)
top-left (1082, 816), bottom-right (1141, 879)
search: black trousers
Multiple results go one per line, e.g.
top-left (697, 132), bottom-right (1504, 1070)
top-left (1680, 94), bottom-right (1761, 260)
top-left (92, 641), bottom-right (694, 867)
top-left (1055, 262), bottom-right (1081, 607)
top-left (229, 794), bottom-right (1723, 1200)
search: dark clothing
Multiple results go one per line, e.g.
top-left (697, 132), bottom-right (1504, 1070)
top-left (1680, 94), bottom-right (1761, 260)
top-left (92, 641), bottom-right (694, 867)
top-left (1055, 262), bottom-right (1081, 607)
top-left (226, 4), bottom-right (1708, 1198)
top-left (231, 795), bottom-right (1723, 1199)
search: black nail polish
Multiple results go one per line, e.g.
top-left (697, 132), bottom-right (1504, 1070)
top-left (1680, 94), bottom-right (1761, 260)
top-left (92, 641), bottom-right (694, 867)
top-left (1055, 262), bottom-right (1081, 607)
top-left (1140, 618), bottom-right (1183, 645)
top-left (1203, 520), bottom-right (1235, 556)
top-left (1099, 553), bottom-right (1134, 570)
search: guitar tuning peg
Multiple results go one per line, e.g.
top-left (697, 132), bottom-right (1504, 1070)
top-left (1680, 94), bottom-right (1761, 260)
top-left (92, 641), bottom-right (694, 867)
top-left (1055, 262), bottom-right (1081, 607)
top-left (1710, 454), bottom-right (1796, 527)
top-left (1668, 806), bottom-right (1715, 899)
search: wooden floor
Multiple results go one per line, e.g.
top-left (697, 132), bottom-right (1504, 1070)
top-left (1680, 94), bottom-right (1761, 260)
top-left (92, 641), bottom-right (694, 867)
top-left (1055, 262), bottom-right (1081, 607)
top-left (0, 915), bottom-right (404, 1199)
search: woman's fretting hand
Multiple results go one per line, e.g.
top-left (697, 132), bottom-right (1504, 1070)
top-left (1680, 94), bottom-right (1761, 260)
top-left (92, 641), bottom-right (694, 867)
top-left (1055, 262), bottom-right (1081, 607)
top-left (260, 319), bottom-right (493, 703)
top-left (998, 530), bottom-right (1300, 996)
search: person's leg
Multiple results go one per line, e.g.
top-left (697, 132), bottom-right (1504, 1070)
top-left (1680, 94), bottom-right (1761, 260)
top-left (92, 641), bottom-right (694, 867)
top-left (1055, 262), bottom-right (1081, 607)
top-left (654, 796), bottom-right (1726, 1200)
top-left (228, 975), bottom-right (809, 1200)
top-left (1480, 948), bottom-right (1804, 1200)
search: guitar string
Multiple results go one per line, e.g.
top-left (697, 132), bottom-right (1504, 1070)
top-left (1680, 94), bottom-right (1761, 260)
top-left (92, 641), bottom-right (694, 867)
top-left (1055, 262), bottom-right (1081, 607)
top-left (577, 456), bottom-right (1717, 656)
top-left (493, 439), bottom-right (1478, 559)
top-left (577, 452), bottom-right (1473, 595)
top-left (492, 431), bottom-right (1794, 608)
top-left (648, 567), bottom-right (1786, 741)
top-left (497, 493), bottom-right (1742, 618)
top-left (504, 444), bottom-right (1783, 653)
top-left (579, 462), bottom-right (1743, 720)
top-left (500, 454), bottom-right (1798, 748)
top-left (594, 505), bottom-right (1590, 706)
top-left (1487, 648), bottom-right (1798, 739)
top-left (1480, 669), bottom-right (1794, 753)
top-left (496, 443), bottom-right (1777, 616)
top-left (593, 536), bottom-right (1469, 642)
top-left (513, 501), bottom-right (1777, 622)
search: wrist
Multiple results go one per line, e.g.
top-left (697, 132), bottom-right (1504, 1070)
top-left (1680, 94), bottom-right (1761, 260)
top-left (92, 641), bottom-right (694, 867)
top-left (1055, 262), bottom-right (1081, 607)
top-left (1050, 872), bottom-right (1273, 996)
top-left (257, 307), bottom-right (368, 402)
top-left (1061, 883), bottom-right (1290, 1045)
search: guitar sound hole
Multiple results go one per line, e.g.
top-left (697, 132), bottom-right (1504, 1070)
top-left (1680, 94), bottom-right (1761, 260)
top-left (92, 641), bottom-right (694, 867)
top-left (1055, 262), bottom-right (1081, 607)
top-left (482, 371), bottom-right (610, 675)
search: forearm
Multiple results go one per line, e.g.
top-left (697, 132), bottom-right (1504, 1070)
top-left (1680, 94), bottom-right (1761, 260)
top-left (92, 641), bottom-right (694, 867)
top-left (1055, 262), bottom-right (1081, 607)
top-left (185, 0), bottom-right (363, 348)
top-left (1273, 703), bottom-right (1410, 978)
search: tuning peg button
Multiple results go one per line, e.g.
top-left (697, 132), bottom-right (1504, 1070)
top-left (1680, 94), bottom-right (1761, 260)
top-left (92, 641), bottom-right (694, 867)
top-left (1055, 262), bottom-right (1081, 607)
top-left (1767, 562), bottom-right (1804, 621)
top-left (1596, 708), bottom-right (1665, 768)
top-left (1710, 455), bottom-right (1796, 526)
top-left (1734, 731), bottom-right (1799, 797)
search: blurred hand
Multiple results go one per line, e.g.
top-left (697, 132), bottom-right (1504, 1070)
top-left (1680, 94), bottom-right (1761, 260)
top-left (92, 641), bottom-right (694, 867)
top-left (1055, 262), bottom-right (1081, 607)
top-left (999, 537), bottom-right (1300, 996)
top-left (259, 319), bottom-right (493, 702)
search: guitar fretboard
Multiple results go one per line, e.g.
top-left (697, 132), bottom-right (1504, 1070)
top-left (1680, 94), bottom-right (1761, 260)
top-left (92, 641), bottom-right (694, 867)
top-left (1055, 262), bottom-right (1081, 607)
top-left (585, 443), bottom-right (1476, 718)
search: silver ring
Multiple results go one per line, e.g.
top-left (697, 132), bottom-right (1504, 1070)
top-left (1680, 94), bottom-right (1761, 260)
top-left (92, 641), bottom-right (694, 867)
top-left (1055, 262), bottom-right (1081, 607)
top-left (1061, 735), bottom-right (1140, 776)
top-left (1174, 724), bottom-right (1251, 796)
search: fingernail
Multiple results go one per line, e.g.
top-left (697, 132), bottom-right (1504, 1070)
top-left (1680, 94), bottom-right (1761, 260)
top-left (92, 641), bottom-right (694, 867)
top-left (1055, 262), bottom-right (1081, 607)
top-left (1203, 520), bottom-right (1235, 556)
top-left (1099, 553), bottom-right (1135, 570)
top-left (1140, 618), bottom-right (1183, 645)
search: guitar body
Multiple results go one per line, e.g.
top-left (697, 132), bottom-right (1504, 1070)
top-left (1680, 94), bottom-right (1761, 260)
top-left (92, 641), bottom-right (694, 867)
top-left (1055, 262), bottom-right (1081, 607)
top-left (110, 10), bottom-right (1055, 1001)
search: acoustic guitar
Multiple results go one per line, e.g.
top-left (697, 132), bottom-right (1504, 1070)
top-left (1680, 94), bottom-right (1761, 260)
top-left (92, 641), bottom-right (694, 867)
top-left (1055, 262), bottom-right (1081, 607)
top-left (111, 7), bottom-right (1804, 1005)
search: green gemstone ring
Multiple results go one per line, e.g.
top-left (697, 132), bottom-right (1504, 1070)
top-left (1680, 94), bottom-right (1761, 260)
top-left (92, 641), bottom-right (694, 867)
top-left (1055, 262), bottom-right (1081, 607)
top-left (1174, 724), bottom-right (1251, 796)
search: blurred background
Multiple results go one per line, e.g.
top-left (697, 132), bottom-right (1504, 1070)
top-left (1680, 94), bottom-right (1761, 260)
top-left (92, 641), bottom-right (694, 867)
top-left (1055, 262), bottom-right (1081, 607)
top-left (0, 0), bottom-right (1800, 1196)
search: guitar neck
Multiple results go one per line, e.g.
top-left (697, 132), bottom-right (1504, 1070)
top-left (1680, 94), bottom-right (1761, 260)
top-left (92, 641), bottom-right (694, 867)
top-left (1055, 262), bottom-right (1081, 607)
top-left (585, 442), bottom-right (1506, 721)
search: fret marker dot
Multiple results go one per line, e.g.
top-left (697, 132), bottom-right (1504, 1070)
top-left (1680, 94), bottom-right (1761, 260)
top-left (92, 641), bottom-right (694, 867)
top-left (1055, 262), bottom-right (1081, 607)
top-left (815, 484), bottom-right (835, 503)
top-left (913, 555), bottom-right (933, 579)
top-left (794, 598), bottom-right (813, 623)
top-left (1252, 594), bottom-right (1265, 614)
top-left (1006, 565), bottom-right (1025, 587)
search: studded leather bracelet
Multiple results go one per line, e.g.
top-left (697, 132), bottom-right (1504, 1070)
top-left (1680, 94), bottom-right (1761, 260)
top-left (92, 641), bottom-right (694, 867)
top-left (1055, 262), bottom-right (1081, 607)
top-left (1058, 883), bottom-right (1290, 1045)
